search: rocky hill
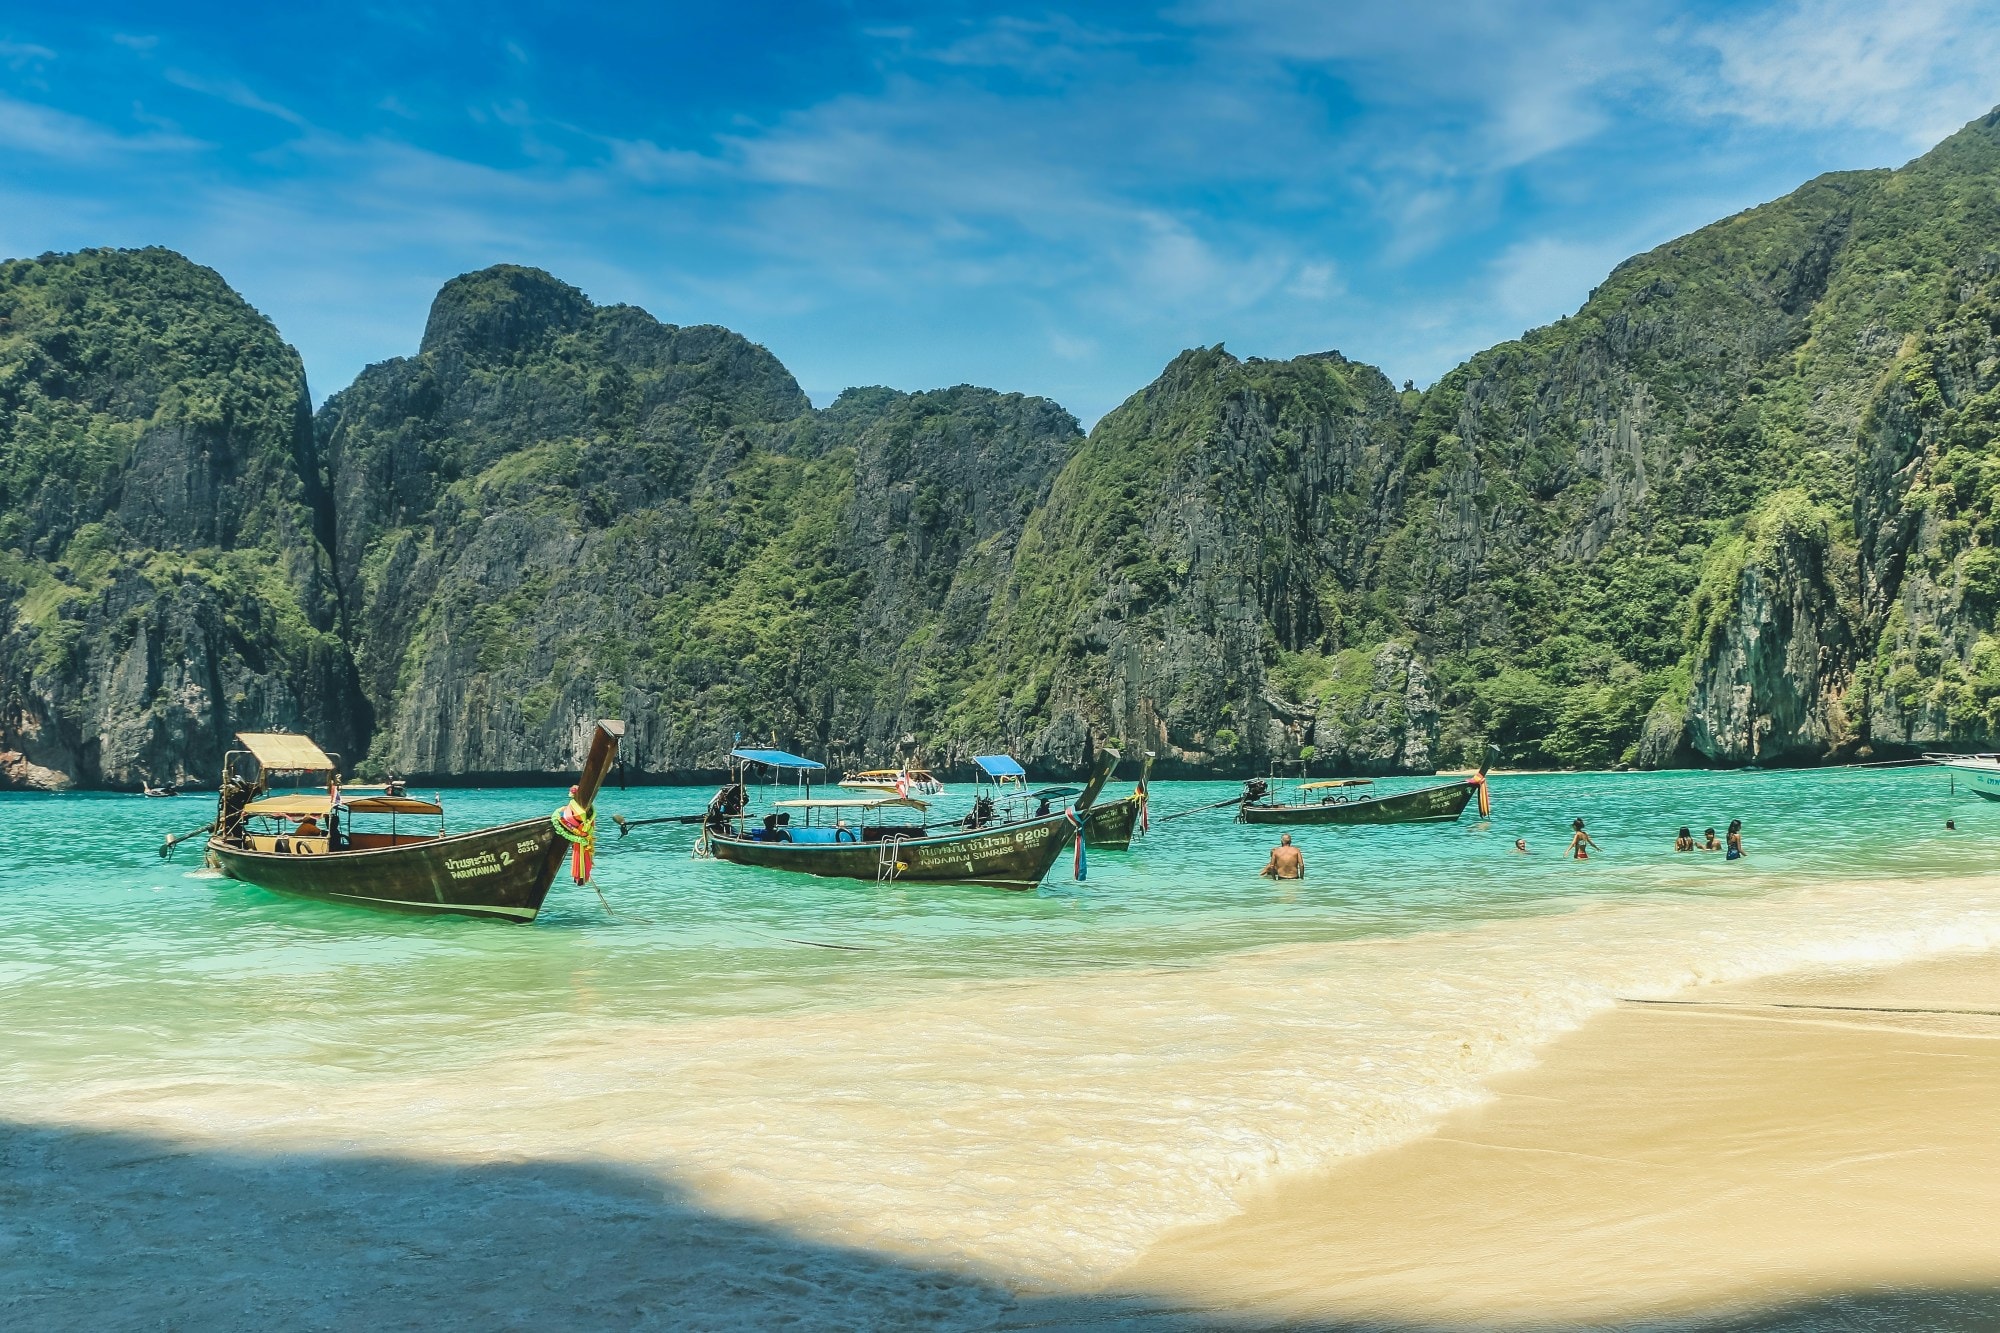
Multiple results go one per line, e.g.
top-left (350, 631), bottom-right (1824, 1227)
top-left (315, 265), bottom-right (1080, 778)
top-left (4, 106), bottom-right (1999, 787)
top-left (0, 248), bottom-right (363, 789)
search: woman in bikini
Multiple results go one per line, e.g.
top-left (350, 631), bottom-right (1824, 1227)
top-left (1726, 819), bottom-right (1745, 860)
top-left (1567, 818), bottom-right (1600, 860)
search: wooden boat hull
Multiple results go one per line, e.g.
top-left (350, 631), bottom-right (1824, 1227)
top-left (1240, 778), bottom-right (1476, 826)
top-left (209, 817), bottom-right (567, 922)
top-left (707, 810), bottom-right (1075, 890)
top-left (1082, 795), bottom-right (1141, 850)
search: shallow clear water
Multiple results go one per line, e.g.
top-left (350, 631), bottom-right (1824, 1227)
top-left (4, 766), bottom-right (1998, 1281)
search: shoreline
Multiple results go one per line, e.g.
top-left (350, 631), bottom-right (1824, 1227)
top-left (1099, 947), bottom-right (2000, 1328)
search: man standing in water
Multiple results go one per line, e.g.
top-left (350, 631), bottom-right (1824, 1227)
top-left (1261, 833), bottom-right (1305, 879)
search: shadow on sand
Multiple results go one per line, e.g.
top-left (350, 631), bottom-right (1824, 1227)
top-left (4, 1118), bottom-right (1996, 1331)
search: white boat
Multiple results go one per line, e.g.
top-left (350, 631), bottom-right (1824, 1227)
top-left (1930, 754), bottom-right (2000, 800)
top-left (837, 767), bottom-right (944, 797)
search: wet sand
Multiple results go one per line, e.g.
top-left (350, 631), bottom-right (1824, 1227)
top-left (1110, 950), bottom-right (2000, 1328)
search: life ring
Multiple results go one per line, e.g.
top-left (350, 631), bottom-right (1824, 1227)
top-left (292, 840), bottom-right (316, 855)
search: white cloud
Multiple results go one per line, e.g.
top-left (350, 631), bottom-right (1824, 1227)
top-left (1693, 0), bottom-right (2000, 148)
top-left (1170, 0), bottom-right (1671, 168)
top-left (164, 67), bottom-right (310, 128)
top-left (1487, 234), bottom-right (1632, 323)
top-left (0, 92), bottom-right (201, 157)
top-left (0, 40), bottom-right (56, 68)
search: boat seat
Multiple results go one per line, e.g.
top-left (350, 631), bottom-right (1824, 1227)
top-left (786, 827), bottom-right (859, 844)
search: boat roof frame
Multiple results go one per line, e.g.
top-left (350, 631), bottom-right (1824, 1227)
top-left (973, 754), bottom-right (1027, 779)
top-left (729, 747), bottom-right (826, 771)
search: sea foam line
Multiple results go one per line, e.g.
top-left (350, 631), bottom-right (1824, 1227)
top-left (18, 873), bottom-right (2000, 1286)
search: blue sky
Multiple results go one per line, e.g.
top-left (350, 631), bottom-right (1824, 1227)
top-left (2, 2), bottom-right (1998, 425)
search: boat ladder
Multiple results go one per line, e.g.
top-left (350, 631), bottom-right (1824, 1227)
top-left (876, 835), bottom-right (905, 882)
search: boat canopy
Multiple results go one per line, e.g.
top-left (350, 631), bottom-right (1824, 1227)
top-left (974, 755), bottom-right (1026, 778)
top-left (242, 793), bottom-right (333, 818)
top-left (846, 768), bottom-right (935, 780)
top-left (1301, 779), bottom-right (1374, 790)
top-left (1029, 786), bottom-right (1081, 799)
top-left (346, 795), bottom-right (444, 815)
top-left (242, 792), bottom-right (444, 818)
top-left (236, 732), bottom-right (333, 773)
top-left (773, 796), bottom-right (929, 811)
top-left (730, 747), bottom-right (825, 770)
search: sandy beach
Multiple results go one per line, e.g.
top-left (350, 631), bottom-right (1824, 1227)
top-left (1109, 949), bottom-right (2000, 1329)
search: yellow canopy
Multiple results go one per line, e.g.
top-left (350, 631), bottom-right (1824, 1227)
top-left (236, 732), bottom-right (333, 772)
top-left (773, 796), bottom-right (929, 811)
top-left (1300, 778), bottom-right (1374, 791)
top-left (241, 793), bottom-right (333, 819)
top-left (346, 795), bottom-right (443, 815)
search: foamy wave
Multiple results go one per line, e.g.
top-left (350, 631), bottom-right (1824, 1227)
top-left (25, 873), bottom-right (2000, 1285)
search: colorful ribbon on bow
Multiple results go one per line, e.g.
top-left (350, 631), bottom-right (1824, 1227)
top-left (1064, 806), bottom-right (1087, 882)
top-left (552, 795), bottom-right (597, 884)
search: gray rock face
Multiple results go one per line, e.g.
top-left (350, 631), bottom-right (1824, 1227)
top-left (969, 347), bottom-right (1413, 776)
top-left (1305, 642), bottom-right (1440, 774)
top-left (1682, 503), bottom-right (1860, 765)
top-left (0, 248), bottom-right (362, 791)
top-left (318, 267), bottom-right (1082, 778)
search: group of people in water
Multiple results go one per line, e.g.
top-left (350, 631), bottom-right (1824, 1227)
top-left (1672, 821), bottom-right (1747, 858)
top-left (1258, 816), bottom-right (1749, 878)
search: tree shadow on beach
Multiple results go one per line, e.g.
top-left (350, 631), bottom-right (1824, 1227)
top-left (2, 1118), bottom-right (1994, 1332)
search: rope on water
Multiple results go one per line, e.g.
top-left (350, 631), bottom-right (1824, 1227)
top-left (589, 880), bottom-right (655, 924)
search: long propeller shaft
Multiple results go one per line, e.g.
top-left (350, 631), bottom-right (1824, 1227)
top-left (159, 821), bottom-right (216, 858)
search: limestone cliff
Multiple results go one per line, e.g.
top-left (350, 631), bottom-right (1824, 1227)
top-left (317, 266), bottom-right (1079, 777)
top-left (944, 347), bottom-right (1408, 775)
top-left (0, 248), bottom-right (362, 790)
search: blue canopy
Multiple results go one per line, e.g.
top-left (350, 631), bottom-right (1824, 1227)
top-left (729, 748), bottom-right (825, 770)
top-left (973, 755), bottom-right (1027, 778)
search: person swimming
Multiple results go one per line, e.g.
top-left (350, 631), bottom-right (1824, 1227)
top-left (1700, 827), bottom-right (1722, 852)
top-left (1566, 818), bottom-right (1599, 860)
top-left (1726, 818), bottom-right (1745, 860)
top-left (1674, 826), bottom-right (1695, 852)
top-left (1512, 838), bottom-right (1529, 854)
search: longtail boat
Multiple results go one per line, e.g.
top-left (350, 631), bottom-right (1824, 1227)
top-left (1238, 751), bottom-right (1492, 826)
top-left (701, 747), bottom-right (1117, 889)
top-left (200, 721), bottom-right (623, 922)
top-left (1081, 750), bottom-right (1154, 850)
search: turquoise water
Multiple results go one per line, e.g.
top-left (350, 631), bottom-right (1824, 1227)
top-left (4, 766), bottom-right (1998, 1281)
